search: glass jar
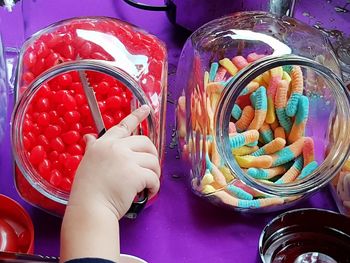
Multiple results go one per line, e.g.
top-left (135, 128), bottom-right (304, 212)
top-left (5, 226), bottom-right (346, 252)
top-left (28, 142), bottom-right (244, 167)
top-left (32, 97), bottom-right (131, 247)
top-left (329, 115), bottom-right (350, 216)
top-left (0, 34), bottom-right (7, 146)
top-left (330, 166), bottom-right (350, 216)
top-left (11, 17), bottom-right (167, 216)
top-left (176, 11), bottom-right (350, 212)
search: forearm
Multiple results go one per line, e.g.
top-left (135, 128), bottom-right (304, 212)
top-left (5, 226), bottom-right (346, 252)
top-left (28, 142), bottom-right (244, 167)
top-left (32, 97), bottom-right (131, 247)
top-left (60, 201), bottom-right (120, 263)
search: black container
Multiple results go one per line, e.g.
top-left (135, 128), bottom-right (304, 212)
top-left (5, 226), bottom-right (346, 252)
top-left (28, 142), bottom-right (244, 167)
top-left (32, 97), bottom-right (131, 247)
top-left (259, 208), bottom-right (350, 263)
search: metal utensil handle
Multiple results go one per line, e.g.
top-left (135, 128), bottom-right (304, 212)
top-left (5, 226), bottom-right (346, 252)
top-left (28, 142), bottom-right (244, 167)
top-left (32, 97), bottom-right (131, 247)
top-left (125, 188), bottom-right (149, 219)
top-left (78, 70), bottom-right (106, 133)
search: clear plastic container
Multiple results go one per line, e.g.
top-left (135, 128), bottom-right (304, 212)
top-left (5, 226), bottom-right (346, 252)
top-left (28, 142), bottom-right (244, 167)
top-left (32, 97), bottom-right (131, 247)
top-left (176, 11), bottom-right (350, 212)
top-left (11, 17), bottom-right (167, 216)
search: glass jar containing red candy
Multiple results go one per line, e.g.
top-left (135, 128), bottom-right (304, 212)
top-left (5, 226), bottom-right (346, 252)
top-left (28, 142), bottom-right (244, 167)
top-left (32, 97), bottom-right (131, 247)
top-left (12, 17), bottom-right (167, 216)
top-left (176, 11), bottom-right (350, 212)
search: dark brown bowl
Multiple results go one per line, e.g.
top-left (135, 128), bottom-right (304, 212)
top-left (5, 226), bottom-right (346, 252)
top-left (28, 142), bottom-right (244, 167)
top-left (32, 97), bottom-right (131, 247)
top-left (259, 208), bottom-right (350, 263)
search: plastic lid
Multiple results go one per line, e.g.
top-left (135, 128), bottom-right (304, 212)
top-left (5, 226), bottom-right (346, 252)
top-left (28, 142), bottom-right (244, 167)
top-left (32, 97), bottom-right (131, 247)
top-left (259, 208), bottom-right (350, 263)
top-left (0, 194), bottom-right (34, 253)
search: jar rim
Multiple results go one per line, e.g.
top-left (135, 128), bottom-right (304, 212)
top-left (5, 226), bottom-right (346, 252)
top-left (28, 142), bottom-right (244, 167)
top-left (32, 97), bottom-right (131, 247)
top-left (215, 54), bottom-right (350, 196)
top-left (11, 59), bottom-right (156, 204)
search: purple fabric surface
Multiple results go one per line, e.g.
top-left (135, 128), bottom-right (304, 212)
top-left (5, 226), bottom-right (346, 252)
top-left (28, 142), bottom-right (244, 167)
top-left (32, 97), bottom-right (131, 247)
top-left (0, 0), bottom-right (349, 262)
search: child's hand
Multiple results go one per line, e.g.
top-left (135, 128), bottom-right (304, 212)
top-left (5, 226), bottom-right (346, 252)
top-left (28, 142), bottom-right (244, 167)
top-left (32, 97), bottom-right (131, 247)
top-left (68, 104), bottom-right (160, 219)
top-left (61, 105), bottom-right (160, 262)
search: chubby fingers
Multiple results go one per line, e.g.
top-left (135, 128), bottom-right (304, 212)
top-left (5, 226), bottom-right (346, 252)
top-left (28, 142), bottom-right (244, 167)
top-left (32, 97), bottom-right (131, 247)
top-left (134, 152), bottom-right (161, 178)
top-left (123, 135), bottom-right (158, 157)
top-left (104, 105), bottom-right (150, 139)
top-left (141, 168), bottom-right (160, 199)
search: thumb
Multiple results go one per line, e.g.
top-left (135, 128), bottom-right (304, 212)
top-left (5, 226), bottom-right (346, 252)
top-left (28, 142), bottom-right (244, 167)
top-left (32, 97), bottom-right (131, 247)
top-left (83, 134), bottom-right (97, 149)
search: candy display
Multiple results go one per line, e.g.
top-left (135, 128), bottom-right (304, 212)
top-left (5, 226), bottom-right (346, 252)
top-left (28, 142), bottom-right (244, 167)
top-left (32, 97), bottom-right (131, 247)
top-left (12, 17), bottom-right (167, 216)
top-left (194, 57), bottom-right (320, 205)
top-left (20, 72), bottom-right (135, 191)
top-left (176, 12), bottom-right (350, 212)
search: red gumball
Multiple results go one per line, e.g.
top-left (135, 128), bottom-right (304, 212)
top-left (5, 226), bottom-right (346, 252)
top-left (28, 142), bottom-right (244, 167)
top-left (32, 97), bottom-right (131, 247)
top-left (29, 145), bottom-right (46, 165)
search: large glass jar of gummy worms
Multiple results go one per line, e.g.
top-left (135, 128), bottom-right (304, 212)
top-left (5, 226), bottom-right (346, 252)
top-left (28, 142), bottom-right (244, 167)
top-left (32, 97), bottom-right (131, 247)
top-left (176, 11), bottom-right (350, 212)
top-left (11, 17), bottom-right (167, 216)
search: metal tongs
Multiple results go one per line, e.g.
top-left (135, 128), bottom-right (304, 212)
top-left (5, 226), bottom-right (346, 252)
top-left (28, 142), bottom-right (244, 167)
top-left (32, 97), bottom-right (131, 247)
top-left (78, 70), bottom-right (148, 219)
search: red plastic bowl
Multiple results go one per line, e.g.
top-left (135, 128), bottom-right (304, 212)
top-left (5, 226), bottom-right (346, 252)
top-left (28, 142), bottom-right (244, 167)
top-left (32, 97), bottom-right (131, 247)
top-left (0, 194), bottom-right (34, 253)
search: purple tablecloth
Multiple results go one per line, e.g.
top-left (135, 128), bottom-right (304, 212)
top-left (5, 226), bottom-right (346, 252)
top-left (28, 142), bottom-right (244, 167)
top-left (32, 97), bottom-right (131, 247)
top-left (0, 1), bottom-right (349, 262)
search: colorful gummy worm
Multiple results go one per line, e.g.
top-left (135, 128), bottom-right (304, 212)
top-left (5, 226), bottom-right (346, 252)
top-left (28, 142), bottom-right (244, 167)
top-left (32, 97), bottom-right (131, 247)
top-left (185, 52), bottom-right (324, 210)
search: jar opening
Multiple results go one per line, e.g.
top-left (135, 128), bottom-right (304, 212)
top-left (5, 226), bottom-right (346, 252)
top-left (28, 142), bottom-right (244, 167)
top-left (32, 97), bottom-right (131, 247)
top-left (11, 60), bottom-right (156, 204)
top-left (214, 55), bottom-right (350, 196)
